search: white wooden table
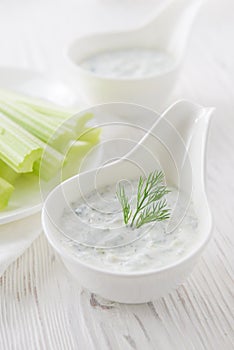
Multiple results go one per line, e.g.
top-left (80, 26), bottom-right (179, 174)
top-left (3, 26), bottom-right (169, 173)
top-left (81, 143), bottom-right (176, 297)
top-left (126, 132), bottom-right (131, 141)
top-left (0, 0), bottom-right (233, 349)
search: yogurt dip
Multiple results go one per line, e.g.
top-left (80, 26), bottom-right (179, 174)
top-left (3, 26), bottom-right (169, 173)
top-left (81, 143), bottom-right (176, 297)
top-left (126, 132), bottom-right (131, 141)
top-left (59, 180), bottom-right (200, 273)
top-left (80, 48), bottom-right (175, 79)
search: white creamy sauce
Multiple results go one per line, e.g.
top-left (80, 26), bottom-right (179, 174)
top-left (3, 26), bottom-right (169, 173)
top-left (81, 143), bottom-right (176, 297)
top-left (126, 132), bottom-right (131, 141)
top-left (80, 48), bottom-right (175, 79)
top-left (60, 181), bottom-right (200, 273)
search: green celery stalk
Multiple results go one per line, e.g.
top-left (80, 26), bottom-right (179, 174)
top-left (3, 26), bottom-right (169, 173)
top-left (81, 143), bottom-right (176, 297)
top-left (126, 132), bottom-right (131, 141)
top-left (0, 89), bottom-right (102, 211)
top-left (0, 114), bottom-right (42, 172)
top-left (36, 125), bottom-right (101, 181)
top-left (78, 127), bottom-right (101, 144)
top-left (34, 111), bottom-right (95, 141)
top-left (0, 99), bottom-right (96, 153)
top-left (0, 112), bottom-right (66, 181)
top-left (61, 140), bottom-right (94, 180)
top-left (20, 102), bottom-right (74, 119)
top-left (0, 88), bottom-right (76, 118)
top-left (0, 159), bottom-right (19, 184)
top-left (33, 144), bottom-right (64, 182)
top-left (0, 177), bottom-right (14, 210)
top-left (0, 101), bottom-right (75, 152)
top-left (61, 126), bottom-right (101, 180)
top-left (66, 113), bottom-right (94, 134)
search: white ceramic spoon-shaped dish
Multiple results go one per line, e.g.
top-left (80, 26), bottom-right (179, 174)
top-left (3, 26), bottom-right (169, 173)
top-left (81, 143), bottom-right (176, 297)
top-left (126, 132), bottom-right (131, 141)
top-left (42, 100), bottom-right (213, 303)
top-left (64, 0), bottom-right (203, 108)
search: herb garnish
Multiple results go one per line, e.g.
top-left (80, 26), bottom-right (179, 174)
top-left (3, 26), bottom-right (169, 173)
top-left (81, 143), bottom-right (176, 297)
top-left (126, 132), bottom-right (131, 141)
top-left (116, 170), bottom-right (170, 228)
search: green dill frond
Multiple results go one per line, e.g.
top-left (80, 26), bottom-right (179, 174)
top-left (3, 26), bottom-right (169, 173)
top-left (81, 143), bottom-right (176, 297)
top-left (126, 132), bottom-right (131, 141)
top-left (116, 170), bottom-right (170, 229)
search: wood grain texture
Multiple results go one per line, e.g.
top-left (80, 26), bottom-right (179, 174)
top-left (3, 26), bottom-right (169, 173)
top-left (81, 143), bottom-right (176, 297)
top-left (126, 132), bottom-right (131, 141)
top-left (0, 0), bottom-right (234, 349)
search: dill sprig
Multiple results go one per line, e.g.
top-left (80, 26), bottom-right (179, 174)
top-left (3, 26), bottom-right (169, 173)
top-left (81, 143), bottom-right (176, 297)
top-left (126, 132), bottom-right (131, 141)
top-left (116, 170), bottom-right (170, 229)
top-left (116, 183), bottom-right (132, 225)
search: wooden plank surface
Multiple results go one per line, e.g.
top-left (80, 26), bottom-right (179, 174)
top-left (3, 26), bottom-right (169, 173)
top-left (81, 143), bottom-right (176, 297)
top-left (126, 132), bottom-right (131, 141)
top-left (0, 0), bottom-right (233, 349)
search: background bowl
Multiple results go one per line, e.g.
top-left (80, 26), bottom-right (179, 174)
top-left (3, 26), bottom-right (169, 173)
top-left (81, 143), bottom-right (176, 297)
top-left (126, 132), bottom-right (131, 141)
top-left (63, 0), bottom-right (203, 109)
top-left (64, 32), bottom-right (180, 109)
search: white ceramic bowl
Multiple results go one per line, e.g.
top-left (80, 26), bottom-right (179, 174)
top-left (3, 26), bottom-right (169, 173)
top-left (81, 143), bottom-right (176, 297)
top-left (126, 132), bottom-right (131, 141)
top-left (63, 0), bottom-right (203, 109)
top-left (65, 38), bottom-right (180, 109)
top-left (42, 101), bottom-right (213, 304)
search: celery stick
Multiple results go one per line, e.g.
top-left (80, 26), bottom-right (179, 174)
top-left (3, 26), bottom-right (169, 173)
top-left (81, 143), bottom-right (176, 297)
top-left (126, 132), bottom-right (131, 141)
top-left (61, 128), bottom-right (101, 179)
top-left (68, 113), bottom-right (94, 134)
top-left (0, 159), bottom-right (19, 184)
top-left (36, 112), bottom-right (94, 138)
top-left (33, 145), bottom-right (64, 181)
top-left (37, 128), bottom-right (100, 181)
top-left (0, 101), bottom-right (56, 140)
top-left (0, 98), bottom-right (71, 127)
top-left (35, 127), bottom-right (100, 181)
top-left (78, 127), bottom-right (101, 144)
top-left (0, 177), bottom-right (14, 210)
top-left (19, 102), bottom-right (74, 119)
top-left (0, 99), bottom-right (96, 154)
top-left (62, 140), bottom-right (94, 180)
top-left (0, 88), bottom-right (76, 118)
top-left (0, 112), bottom-right (65, 180)
top-left (0, 114), bottom-right (42, 172)
top-left (0, 89), bottom-right (102, 210)
top-left (51, 114), bottom-right (96, 151)
top-left (0, 101), bottom-right (75, 152)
